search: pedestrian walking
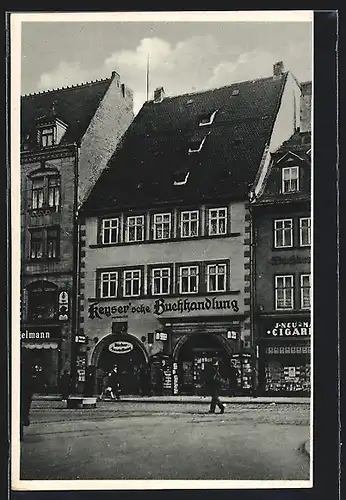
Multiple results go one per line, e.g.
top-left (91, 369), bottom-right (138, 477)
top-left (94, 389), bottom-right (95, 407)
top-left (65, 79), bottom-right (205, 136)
top-left (59, 369), bottom-right (72, 402)
top-left (206, 361), bottom-right (225, 414)
top-left (20, 351), bottom-right (35, 441)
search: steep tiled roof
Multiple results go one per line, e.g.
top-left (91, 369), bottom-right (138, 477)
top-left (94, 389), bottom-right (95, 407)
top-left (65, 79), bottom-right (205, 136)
top-left (21, 78), bottom-right (113, 145)
top-left (82, 73), bottom-right (288, 213)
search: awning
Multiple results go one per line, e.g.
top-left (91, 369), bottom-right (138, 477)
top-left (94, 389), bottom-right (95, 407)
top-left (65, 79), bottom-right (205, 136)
top-left (22, 342), bottom-right (59, 350)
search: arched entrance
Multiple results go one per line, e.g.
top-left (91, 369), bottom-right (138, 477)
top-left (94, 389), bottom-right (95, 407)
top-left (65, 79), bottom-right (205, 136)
top-left (173, 333), bottom-right (234, 395)
top-left (91, 334), bottom-right (148, 395)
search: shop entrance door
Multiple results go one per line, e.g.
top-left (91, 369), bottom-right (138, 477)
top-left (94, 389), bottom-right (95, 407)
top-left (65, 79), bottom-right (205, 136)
top-left (176, 333), bottom-right (232, 395)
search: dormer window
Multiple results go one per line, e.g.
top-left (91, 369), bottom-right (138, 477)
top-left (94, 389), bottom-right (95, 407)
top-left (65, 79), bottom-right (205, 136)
top-left (199, 110), bottom-right (218, 127)
top-left (282, 166), bottom-right (299, 193)
top-left (188, 135), bottom-right (207, 154)
top-left (40, 127), bottom-right (54, 147)
top-left (173, 171), bottom-right (190, 186)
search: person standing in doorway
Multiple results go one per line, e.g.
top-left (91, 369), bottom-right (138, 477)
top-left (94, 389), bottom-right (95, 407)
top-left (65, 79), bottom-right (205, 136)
top-left (59, 369), bottom-right (72, 402)
top-left (207, 361), bottom-right (225, 414)
top-left (109, 366), bottom-right (121, 400)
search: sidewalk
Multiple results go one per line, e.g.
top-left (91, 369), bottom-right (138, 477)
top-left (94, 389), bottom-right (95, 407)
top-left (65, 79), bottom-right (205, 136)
top-left (33, 394), bottom-right (310, 404)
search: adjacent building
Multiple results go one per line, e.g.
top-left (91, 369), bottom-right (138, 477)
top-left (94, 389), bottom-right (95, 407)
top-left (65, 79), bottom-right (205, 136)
top-left (78, 62), bottom-right (304, 396)
top-left (20, 72), bottom-right (133, 393)
top-left (250, 129), bottom-right (311, 395)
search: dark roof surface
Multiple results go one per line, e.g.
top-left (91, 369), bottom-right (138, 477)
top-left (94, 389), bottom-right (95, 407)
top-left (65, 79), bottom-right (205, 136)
top-left (82, 74), bottom-right (288, 213)
top-left (21, 78), bottom-right (112, 145)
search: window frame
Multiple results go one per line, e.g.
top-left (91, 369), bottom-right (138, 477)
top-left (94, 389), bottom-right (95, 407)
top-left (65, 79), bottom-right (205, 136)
top-left (180, 210), bottom-right (199, 238)
top-left (123, 269), bottom-right (142, 298)
top-left (207, 207), bottom-right (228, 236)
top-left (299, 217), bottom-right (311, 247)
top-left (101, 217), bottom-right (120, 245)
top-left (274, 218), bottom-right (293, 248)
top-left (282, 166), bottom-right (299, 193)
top-left (274, 275), bottom-right (294, 310)
top-left (206, 263), bottom-right (227, 293)
top-left (150, 266), bottom-right (172, 296)
top-left (39, 126), bottom-right (55, 148)
top-left (30, 173), bottom-right (61, 212)
top-left (100, 271), bottom-right (119, 299)
top-left (29, 226), bottom-right (60, 261)
top-left (125, 215), bottom-right (145, 243)
top-left (300, 274), bottom-right (311, 309)
top-left (152, 212), bottom-right (172, 241)
top-left (178, 264), bottom-right (200, 295)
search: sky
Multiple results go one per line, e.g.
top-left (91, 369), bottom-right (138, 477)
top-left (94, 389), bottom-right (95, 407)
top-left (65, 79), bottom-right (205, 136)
top-left (18, 12), bottom-right (313, 115)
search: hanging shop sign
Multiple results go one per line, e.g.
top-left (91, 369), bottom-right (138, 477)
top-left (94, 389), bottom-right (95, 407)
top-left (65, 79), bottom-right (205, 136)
top-left (108, 340), bottom-right (133, 354)
top-left (88, 297), bottom-right (239, 320)
top-left (265, 320), bottom-right (311, 337)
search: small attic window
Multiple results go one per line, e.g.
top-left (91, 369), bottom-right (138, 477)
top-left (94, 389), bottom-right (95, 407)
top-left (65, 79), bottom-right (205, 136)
top-left (188, 135), bottom-right (207, 154)
top-left (231, 89), bottom-right (239, 96)
top-left (186, 99), bottom-right (194, 105)
top-left (199, 110), bottom-right (218, 127)
top-left (173, 171), bottom-right (190, 186)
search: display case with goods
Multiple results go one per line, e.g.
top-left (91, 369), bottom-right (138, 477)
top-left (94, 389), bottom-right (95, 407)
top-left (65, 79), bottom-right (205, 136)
top-left (231, 353), bottom-right (254, 395)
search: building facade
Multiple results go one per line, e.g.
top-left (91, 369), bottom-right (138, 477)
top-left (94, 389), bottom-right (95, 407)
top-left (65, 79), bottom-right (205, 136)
top-left (78, 62), bottom-right (304, 396)
top-left (20, 72), bottom-right (133, 393)
top-left (250, 130), bottom-right (311, 395)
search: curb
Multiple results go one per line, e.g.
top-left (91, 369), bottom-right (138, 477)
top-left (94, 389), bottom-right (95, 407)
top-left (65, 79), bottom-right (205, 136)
top-left (33, 395), bottom-right (310, 405)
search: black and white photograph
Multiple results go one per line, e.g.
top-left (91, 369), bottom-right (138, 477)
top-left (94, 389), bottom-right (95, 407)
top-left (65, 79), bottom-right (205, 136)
top-left (9, 10), bottom-right (321, 491)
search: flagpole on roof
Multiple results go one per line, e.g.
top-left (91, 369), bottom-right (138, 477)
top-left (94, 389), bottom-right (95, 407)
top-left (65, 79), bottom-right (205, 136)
top-left (146, 54), bottom-right (150, 102)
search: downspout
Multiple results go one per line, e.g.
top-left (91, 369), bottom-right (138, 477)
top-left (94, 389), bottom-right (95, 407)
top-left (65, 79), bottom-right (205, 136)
top-left (71, 142), bottom-right (80, 392)
top-left (249, 194), bottom-right (258, 398)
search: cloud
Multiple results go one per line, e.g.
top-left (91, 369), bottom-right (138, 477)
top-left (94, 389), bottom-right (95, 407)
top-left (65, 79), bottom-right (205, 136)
top-left (37, 61), bottom-right (90, 91)
top-left (35, 34), bottom-right (311, 115)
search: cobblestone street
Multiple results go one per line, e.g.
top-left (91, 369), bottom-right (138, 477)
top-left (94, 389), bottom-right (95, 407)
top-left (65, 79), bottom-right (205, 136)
top-left (19, 401), bottom-right (311, 482)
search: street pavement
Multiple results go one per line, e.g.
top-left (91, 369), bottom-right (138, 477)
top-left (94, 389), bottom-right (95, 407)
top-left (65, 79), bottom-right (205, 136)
top-left (20, 401), bottom-right (311, 481)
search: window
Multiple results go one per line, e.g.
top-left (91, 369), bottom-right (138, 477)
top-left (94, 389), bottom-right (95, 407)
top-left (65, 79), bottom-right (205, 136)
top-left (47, 228), bottom-right (59, 259)
top-left (274, 219), bottom-right (293, 248)
top-left (300, 217), bottom-right (311, 246)
top-left (126, 216), bottom-right (145, 242)
top-left (48, 176), bottom-right (60, 208)
top-left (123, 269), bottom-right (141, 297)
top-left (207, 264), bottom-right (227, 292)
top-left (29, 227), bottom-right (60, 260)
top-left (179, 265), bottom-right (199, 294)
top-left (27, 282), bottom-right (58, 321)
top-left (181, 210), bottom-right (199, 238)
top-left (282, 166), bottom-right (299, 193)
top-left (31, 174), bottom-right (60, 211)
top-left (100, 272), bottom-right (118, 298)
top-left (300, 274), bottom-right (311, 309)
top-left (32, 178), bottom-right (44, 209)
top-left (102, 218), bottom-right (120, 245)
top-left (39, 127), bottom-right (54, 147)
top-left (173, 171), bottom-right (190, 186)
top-left (199, 110), bottom-right (218, 126)
top-left (153, 213), bottom-right (172, 240)
top-left (30, 229), bottom-right (44, 259)
top-left (188, 135), bottom-right (207, 153)
top-left (151, 268), bottom-right (171, 295)
top-left (208, 207), bottom-right (227, 236)
top-left (275, 275), bottom-right (294, 310)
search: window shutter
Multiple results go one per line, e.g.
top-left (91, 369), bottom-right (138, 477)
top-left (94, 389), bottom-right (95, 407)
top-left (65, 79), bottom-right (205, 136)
top-left (98, 219), bottom-right (103, 245)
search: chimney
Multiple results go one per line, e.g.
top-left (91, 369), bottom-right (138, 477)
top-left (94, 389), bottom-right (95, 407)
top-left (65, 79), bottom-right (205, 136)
top-left (300, 81), bottom-right (312, 133)
top-left (153, 87), bottom-right (165, 103)
top-left (273, 61), bottom-right (285, 80)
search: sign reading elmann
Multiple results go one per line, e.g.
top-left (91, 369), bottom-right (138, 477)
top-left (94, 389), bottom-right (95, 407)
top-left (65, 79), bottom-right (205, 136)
top-left (21, 326), bottom-right (61, 341)
top-left (88, 297), bottom-right (240, 320)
